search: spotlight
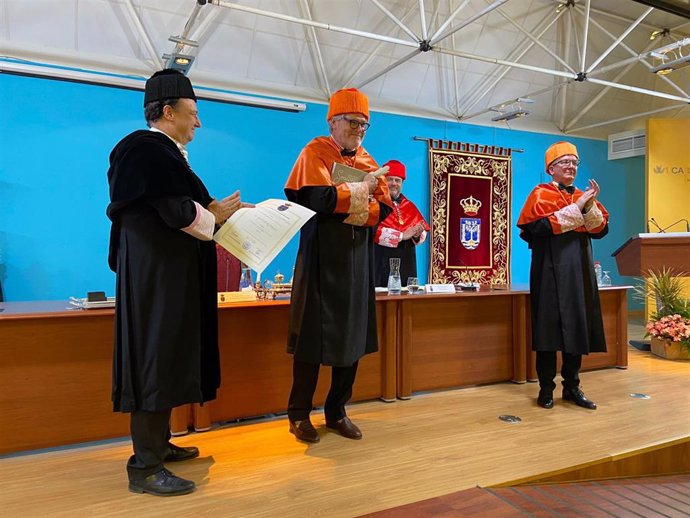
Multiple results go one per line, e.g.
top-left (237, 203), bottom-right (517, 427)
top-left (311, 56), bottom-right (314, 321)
top-left (650, 55), bottom-right (690, 75)
top-left (648, 37), bottom-right (690, 75)
top-left (162, 53), bottom-right (195, 75)
top-left (491, 109), bottom-right (530, 122)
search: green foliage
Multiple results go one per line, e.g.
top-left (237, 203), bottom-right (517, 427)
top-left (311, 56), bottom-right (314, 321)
top-left (633, 268), bottom-right (690, 319)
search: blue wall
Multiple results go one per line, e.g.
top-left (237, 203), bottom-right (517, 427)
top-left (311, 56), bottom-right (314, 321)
top-left (0, 73), bottom-right (645, 302)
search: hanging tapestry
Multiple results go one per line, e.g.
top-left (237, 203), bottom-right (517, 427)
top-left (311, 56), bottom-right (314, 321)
top-left (428, 140), bottom-right (511, 286)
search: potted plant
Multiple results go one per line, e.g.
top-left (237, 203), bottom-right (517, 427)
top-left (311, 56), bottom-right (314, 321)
top-left (634, 268), bottom-right (690, 360)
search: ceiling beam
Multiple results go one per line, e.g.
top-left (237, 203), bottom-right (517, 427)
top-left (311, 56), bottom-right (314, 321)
top-left (565, 39), bottom-right (659, 132)
top-left (430, 0), bottom-right (511, 46)
top-left (458, 6), bottom-right (562, 117)
top-left (492, 2), bottom-right (575, 74)
top-left (567, 104), bottom-right (688, 134)
top-left (120, 0), bottom-right (163, 70)
top-left (579, 0), bottom-right (592, 72)
top-left (429, 0), bottom-right (472, 43)
top-left (356, 48), bottom-right (422, 89)
top-left (585, 6), bottom-right (654, 74)
top-left (581, 9), bottom-right (689, 98)
top-left (207, 0), bottom-right (418, 48)
top-left (418, 0), bottom-right (429, 41)
top-left (369, 0), bottom-right (419, 42)
top-left (300, 0), bottom-right (331, 97)
top-left (631, 0), bottom-right (690, 19)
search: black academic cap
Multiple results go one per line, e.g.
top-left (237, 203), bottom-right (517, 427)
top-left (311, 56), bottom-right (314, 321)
top-left (143, 69), bottom-right (197, 106)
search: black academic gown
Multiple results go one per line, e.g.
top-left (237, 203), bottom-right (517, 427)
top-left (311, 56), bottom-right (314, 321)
top-left (107, 130), bottom-right (220, 413)
top-left (517, 185), bottom-right (608, 355)
top-left (284, 137), bottom-right (392, 367)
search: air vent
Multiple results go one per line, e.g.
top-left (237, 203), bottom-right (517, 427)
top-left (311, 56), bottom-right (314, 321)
top-left (608, 129), bottom-right (646, 160)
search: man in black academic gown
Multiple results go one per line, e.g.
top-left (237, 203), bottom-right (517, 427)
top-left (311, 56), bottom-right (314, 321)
top-left (107, 69), bottom-right (243, 495)
top-left (284, 88), bottom-right (392, 443)
top-left (517, 141), bottom-right (609, 411)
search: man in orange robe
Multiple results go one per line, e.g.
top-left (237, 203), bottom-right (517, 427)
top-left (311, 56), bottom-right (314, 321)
top-left (284, 88), bottom-right (392, 443)
top-left (374, 159), bottom-right (429, 287)
top-left (517, 141), bottom-right (609, 411)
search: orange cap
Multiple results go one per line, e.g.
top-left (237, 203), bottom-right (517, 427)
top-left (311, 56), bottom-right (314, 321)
top-left (545, 141), bottom-right (578, 170)
top-left (327, 88), bottom-right (369, 121)
top-left (383, 159), bottom-right (406, 180)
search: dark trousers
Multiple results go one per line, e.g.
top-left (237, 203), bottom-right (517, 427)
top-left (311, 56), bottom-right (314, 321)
top-left (288, 359), bottom-right (359, 423)
top-left (536, 351), bottom-right (582, 393)
top-left (127, 409), bottom-right (172, 481)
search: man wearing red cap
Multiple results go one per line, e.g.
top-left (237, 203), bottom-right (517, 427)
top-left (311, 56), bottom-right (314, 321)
top-left (517, 141), bottom-right (609, 411)
top-left (107, 69), bottom-right (245, 495)
top-left (284, 88), bottom-right (392, 443)
top-left (374, 159), bottom-right (429, 287)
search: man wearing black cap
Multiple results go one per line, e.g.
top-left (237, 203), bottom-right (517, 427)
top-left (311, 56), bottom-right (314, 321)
top-left (107, 69), bottom-right (243, 496)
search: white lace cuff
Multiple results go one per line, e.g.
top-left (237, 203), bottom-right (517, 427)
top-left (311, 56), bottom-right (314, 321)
top-left (377, 228), bottom-right (402, 248)
top-left (583, 204), bottom-right (604, 231)
top-left (344, 182), bottom-right (369, 214)
top-left (554, 203), bottom-right (585, 233)
top-left (181, 201), bottom-right (215, 241)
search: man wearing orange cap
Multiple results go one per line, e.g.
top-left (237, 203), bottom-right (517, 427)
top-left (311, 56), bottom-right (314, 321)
top-left (374, 159), bottom-right (429, 287)
top-left (284, 88), bottom-right (392, 443)
top-left (517, 141), bottom-right (609, 411)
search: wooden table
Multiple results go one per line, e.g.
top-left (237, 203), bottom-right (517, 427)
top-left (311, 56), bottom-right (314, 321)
top-left (0, 286), bottom-right (628, 454)
top-left (392, 286), bottom-right (629, 398)
top-left (0, 299), bottom-right (396, 455)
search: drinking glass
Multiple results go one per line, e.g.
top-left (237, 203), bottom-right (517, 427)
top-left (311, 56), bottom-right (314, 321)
top-left (407, 277), bottom-right (420, 294)
top-left (601, 271), bottom-right (612, 286)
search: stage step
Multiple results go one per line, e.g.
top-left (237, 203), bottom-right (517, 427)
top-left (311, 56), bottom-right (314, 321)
top-left (361, 474), bottom-right (690, 517)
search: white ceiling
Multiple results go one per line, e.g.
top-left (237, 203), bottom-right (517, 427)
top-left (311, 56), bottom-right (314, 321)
top-left (1, 0), bottom-right (689, 139)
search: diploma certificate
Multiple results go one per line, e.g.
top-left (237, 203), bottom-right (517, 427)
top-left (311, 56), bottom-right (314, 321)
top-left (214, 199), bottom-right (315, 274)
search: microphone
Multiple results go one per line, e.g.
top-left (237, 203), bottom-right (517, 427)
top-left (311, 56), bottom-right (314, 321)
top-left (648, 218), bottom-right (665, 233)
top-left (659, 218), bottom-right (690, 233)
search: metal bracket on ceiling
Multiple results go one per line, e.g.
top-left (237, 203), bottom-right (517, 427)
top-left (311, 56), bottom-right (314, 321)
top-left (576, 72), bottom-right (587, 81)
top-left (419, 40), bottom-right (432, 52)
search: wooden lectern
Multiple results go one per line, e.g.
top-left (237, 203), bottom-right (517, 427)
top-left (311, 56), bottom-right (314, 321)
top-left (612, 232), bottom-right (690, 276)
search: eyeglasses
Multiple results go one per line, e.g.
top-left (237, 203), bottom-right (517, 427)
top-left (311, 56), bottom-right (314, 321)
top-left (336, 116), bottom-right (370, 131)
top-left (552, 159), bottom-right (580, 167)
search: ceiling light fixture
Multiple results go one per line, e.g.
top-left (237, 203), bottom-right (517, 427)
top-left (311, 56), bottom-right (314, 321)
top-left (648, 37), bottom-right (690, 75)
top-left (649, 28), bottom-right (669, 41)
top-left (162, 53), bottom-right (196, 74)
top-left (490, 97), bottom-right (533, 122)
top-left (491, 108), bottom-right (530, 122)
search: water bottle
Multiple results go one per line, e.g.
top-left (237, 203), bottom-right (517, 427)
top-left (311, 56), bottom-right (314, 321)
top-left (387, 258), bottom-right (402, 295)
top-left (239, 268), bottom-right (254, 291)
top-left (594, 261), bottom-right (602, 286)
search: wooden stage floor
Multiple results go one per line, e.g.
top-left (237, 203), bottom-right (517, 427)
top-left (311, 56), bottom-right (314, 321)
top-left (1, 346), bottom-right (688, 518)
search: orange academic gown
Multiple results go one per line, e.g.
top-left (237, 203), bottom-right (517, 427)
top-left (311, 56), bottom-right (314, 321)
top-left (284, 136), bottom-right (392, 366)
top-left (517, 182), bottom-right (609, 354)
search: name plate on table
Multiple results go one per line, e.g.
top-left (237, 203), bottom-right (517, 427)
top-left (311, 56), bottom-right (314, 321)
top-left (424, 284), bottom-right (456, 294)
top-left (218, 291), bottom-right (257, 303)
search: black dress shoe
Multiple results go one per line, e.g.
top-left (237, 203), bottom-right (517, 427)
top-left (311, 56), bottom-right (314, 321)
top-left (563, 387), bottom-right (597, 410)
top-left (289, 419), bottom-right (320, 443)
top-left (128, 468), bottom-right (196, 496)
top-left (326, 416), bottom-right (362, 440)
top-left (164, 443), bottom-right (199, 462)
top-left (537, 390), bottom-right (554, 409)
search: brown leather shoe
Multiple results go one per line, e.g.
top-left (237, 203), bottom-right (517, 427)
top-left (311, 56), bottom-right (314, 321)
top-left (326, 417), bottom-right (362, 440)
top-left (289, 419), bottom-right (320, 443)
